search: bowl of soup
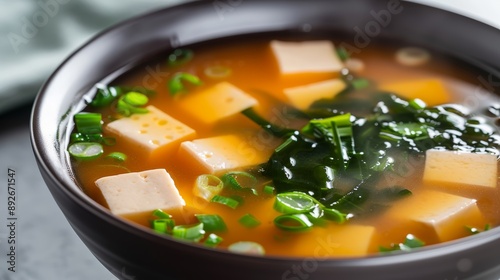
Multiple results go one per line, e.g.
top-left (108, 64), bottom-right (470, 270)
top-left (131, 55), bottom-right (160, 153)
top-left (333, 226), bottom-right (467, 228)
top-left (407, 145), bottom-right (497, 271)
top-left (31, 0), bottom-right (500, 279)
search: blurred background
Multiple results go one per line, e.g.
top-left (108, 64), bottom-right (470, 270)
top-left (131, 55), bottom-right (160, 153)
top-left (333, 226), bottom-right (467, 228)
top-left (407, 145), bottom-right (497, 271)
top-left (0, 0), bottom-right (499, 279)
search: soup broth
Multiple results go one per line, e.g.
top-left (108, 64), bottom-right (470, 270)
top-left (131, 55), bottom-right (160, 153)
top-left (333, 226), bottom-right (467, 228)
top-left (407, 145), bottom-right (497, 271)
top-left (70, 37), bottom-right (500, 257)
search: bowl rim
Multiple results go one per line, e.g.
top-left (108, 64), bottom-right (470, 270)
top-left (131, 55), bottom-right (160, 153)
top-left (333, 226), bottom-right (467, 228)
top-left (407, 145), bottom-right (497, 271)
top-left (30, 0), bottom-right (500, 269)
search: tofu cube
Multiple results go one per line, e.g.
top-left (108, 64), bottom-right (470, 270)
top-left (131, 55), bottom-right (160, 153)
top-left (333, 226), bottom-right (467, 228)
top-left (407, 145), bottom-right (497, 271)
top-left (424, 149), bottom-right (497, 188)
top-left (178, 82), bottom-right (258, 125)
top-left (178, 134), bottom-right (272, 174)
top-left (290, 225), bottom-right (376, 257)
top-left (270, 40), bottom-right (344, 75)
top-left (105, 105), bottom-right (196, 160)
top-left (379, 79), bottom-right (450, 106)
top-left (283, 79), bottom-right (346, 110)
top-left (387, 190), bottom-right (486, 242)
top-left (95, 169), bottom-right (185, 216)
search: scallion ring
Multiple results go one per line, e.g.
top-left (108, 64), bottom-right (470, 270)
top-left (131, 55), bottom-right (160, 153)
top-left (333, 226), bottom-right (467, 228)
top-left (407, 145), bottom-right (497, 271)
top-left (204, 66), bottom-right (232, 79)
top-left (172, 223), bottom-right (205, 242)
top-left (274, 213), bottom-right (314, 231)
top-left (195, 214), bottom-right (227, 232)
top-left (68, 142), bottom-right (103, 160)
top-left (228, 241), bottom-right (265, 255)
top-left (168, 72), bottom-right (203, 96)
top-left (168, 49), bottom-right (194, 67)
top-left (211, 195), bottom-right (240, 209)
top-left (74, 113), bottom-right (102, 134)
top-left (194, 174), bottom-right (223, 201)
top-left (274, 192), bottom-right (317, 214)
top-left (204, 233), bottom-right (223, 247)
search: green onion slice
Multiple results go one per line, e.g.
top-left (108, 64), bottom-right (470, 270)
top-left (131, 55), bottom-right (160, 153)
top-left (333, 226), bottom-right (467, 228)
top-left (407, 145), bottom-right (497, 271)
top-left (90, 84), bottom-right (122, 107)
top-left (194, 174), bottom-right (223, 201)
top-left (168, 72), bottom-right (203, 96)
top-left (152, 219), bottom-right (175, 234)
top-left (222, 171), bottom-right (258, 194)
top-left (238, 214), bottom-right (261, 228)
top-left (274, 214), bottom-right (313, 231)
top-left (123, 92), bottom-right (149, 106)
top-left (322, 208), bottom-right (347, 223)
top-left (336, 46), bottom-right (350, 62)
top-left (204, 233), bottom-right (223, 247)
top-left (74, 113), bottom-right (102, 134)
top-left (211, 195), bottom-right (240, 209)
top-left (263, 185), bottom-right (275, 195)
top-left (204, 66), bottom-right (232, 79)
top-left (168, 49), bottom-right (194, 67)
top-left (228, 241), bottom-right (265, 256)
top-left (172, 223), bottom-right (205, 242)
top-left (106, 152), bottom-right (127, 162)
top-left (152, 209), bottom-right (172, 219)
top-left (195, 214), bottom-right (227, 232)
top-left (274, 192), bottom-right (317, 214)
top-left (68, 142), bottom-right (103, 160)
top-left (116, 92), bottom-right (149, 117)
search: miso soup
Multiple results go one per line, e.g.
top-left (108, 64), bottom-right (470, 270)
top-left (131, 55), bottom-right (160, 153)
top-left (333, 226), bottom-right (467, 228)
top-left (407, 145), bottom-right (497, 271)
top-left (68, 37), bottom-right (500, 257)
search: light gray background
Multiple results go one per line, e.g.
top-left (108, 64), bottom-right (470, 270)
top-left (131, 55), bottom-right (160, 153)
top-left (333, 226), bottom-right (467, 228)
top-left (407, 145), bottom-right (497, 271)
top-left (0, 1), bottom-right (499, 279)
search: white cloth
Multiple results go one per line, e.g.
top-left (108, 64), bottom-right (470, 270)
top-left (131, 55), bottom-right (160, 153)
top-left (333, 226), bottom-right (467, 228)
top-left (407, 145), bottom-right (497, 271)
top-left (0, 0), bottom-right (186, 113)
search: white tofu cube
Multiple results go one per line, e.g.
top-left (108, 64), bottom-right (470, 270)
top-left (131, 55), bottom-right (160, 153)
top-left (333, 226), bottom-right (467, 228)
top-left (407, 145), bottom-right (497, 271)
top-left (270, 40), bottom-right (344, 75)
top-left (178, 134), bottom-right (272, 174)
top-left (178, 82), bottom-right (258, 125)
top-left (105, 105), bottom-right (196, 159)
top-left (95, 169), bottom-right (185, 216)
top-left (424, 149), bottom-right (498, 188)
top-left (387, 190), bottom-right (485, 242)
top-left (283, 79), bottom-right (346, 110)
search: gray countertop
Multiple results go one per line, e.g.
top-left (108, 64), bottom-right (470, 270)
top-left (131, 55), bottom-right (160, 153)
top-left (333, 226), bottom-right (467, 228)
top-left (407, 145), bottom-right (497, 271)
top-left (1, 1), bottom-right (500, 279)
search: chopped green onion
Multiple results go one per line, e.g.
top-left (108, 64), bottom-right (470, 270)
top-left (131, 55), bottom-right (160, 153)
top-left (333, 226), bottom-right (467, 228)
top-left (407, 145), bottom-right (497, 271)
top-left (195, 214), bottom-right (227, 232)
top-left (274, 192), bottom-right (317, 214)
top-left (211, 195), bottom-right (240, 209)
top-left (152, 219), bottom-right (175, 234)
top-left (74, 113), bottom-right (102, 134)
top-left (116, 92), bottom-right (149, 117)
top-left (172, 223), bottom-right (205, 242)
top-left (466, 224), bottom-right (491, 235)
top-left (152, 209), bottom-right (172, 219)
top-left (204, 66), bottom-right (232, 79)
top-left (336, 46), bottom-right (350, 62)
top-left (89, 84), bottom-right (122, 107)
top-left (409, 98), bottom-right (426, 110)
top-left (168, 49), bottom-right (194, 67)
top-left (274, 213), bottom-right (314, 231)
top-left (168, 72), bottom-right (203, 96)
top-left (106, 152), bottom-right (127, 162)
top-left (194, 174), bottom-right (223, 201)
top-left (322, 208), bottom-right (347, 223)
top-left (222, 171), bottom-right (258, 194)
top-left (238, 214), bottom-right (261, 228)
top-left (70, 133), bottom-right (103, 144)
top-left (204, 233), bottom-right (223, 247)
top-left (68, 142), bottom-right (103, 160)
top-left (123, 92), bottom-right (149, 106)
top-left (351, 78), bottom-right (371, 90)
top-left (379, 234), bottom-right (425, 252)
top-left (263, 185), bottom-right (275, 195)
top-left (228, 241), bottom-right (265, 255)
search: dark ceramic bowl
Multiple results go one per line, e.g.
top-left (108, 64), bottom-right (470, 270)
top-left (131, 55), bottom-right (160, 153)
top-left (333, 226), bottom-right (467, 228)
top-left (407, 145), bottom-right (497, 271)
top-left (31, 0), bottom-right (500, 279)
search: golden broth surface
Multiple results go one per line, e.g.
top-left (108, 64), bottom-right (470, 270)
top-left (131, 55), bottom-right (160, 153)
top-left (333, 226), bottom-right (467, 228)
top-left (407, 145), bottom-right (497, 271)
top-left (72, 39), bottom-right (500, 257)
